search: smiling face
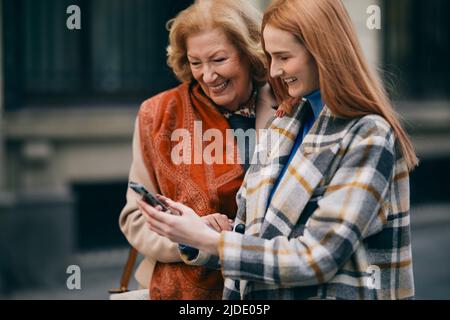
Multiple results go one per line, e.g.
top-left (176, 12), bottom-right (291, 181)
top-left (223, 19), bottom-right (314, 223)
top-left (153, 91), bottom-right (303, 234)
top-left (263, 24), bottom-right (320, 98)
top-left (186, 29), bottom-right (253, 111)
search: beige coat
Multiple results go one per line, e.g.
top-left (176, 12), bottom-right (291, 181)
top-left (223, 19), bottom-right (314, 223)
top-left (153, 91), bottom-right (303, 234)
top-left (119, 84), bottom-right (276, 289)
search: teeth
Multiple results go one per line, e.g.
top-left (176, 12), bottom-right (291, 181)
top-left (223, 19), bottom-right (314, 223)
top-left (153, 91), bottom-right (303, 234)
top-left (284, 78), bottom-right (297, 84)
top-left (211, 81), bottom-right (228, 90)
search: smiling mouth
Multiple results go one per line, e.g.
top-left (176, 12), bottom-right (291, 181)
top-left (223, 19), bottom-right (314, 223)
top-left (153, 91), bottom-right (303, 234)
top-left (283, 77), bottom-right (298, 85)
top-left (209, 80), bottom-right (229, 93)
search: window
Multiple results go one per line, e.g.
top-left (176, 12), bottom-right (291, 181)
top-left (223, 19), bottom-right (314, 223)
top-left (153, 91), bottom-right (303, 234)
top-left (3, 0), bottom-right (193, 109)
top-left (383, 0), bottom-right (450, 99)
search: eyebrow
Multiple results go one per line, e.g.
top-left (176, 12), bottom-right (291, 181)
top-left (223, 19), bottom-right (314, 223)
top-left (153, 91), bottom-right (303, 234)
top-left (269, 51), bottom-right (291, 55)
top-left (187, 50), bottom-right (228, 60)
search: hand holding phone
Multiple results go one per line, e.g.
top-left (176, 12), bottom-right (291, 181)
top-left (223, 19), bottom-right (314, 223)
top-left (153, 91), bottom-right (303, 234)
top-left (130, 181), bottom-right (199, 256)
top-left (129, 181), bottom-right (173, 214)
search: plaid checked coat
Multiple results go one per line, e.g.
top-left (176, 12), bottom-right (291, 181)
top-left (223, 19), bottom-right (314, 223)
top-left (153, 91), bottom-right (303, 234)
top-left (183, 100), bottom-right (414, 300)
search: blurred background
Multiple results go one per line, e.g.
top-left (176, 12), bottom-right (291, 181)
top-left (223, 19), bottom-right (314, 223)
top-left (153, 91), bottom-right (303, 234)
top-left (0, 0), bottom-right (449, 300)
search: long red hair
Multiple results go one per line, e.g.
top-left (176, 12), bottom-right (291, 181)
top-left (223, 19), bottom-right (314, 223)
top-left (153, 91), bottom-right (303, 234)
top-left (262, 0), bottom-right (418, 171)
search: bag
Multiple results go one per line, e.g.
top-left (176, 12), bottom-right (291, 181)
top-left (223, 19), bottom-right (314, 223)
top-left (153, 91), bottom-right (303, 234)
top-left (110, 289), bottom-right (149, 300)
top-left (109, 247), bottom-right (149, 300)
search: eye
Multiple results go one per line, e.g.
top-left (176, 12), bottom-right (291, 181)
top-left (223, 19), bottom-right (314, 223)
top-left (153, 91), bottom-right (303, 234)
top-left (213, 57), bottom-right (226, 63)
top-left (280, 56), bottom-right (289, 61)
top-left (189, 61), bottom-right (201, 67)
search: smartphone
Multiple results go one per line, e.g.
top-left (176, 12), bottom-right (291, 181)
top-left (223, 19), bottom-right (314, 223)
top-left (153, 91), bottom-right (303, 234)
top-left (129, 181), bottom-right (171, 213)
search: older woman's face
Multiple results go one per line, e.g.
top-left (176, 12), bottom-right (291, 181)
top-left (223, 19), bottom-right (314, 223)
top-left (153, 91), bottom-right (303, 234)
top-left (263, 24), bottom-right (319, 98)
top-left (186, 29), bottom-right (253, 111)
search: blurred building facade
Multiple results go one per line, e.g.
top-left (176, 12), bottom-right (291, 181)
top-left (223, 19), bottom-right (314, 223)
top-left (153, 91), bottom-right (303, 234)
top-left (1, 0), bottom-right (449, 294)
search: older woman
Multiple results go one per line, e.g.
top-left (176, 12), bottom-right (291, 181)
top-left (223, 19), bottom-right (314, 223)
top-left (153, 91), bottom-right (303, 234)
top-left (144, 0), bottom-right (418, 300)
top-left (119, 0), bottom-right (276, 300)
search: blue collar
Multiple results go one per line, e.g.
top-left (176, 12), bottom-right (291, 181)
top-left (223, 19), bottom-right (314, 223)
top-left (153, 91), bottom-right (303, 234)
top-left (304, 90), bottom-right (323, 119)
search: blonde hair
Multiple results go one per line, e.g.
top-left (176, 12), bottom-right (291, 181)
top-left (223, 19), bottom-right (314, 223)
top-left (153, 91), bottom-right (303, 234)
top-left (262, 0), bottom-right (418, 171)
top-left (166, 0), bottom-right (267, 86)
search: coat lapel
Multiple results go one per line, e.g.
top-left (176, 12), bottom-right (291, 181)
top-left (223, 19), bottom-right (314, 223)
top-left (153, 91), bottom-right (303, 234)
top-left (259, 106), bottom-right (345, 239)
top-left (243, 100), bottom-right (305, 237)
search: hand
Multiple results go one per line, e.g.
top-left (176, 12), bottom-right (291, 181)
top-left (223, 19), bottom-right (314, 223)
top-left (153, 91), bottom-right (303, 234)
top-left (155, 195), bottom-right (233, 232)
top-left (202, 214), bottom-right (233, 232)
top-left (275, 108), bottom-right (286, 118)
top-left (138, 196), bottom-right (220, 255)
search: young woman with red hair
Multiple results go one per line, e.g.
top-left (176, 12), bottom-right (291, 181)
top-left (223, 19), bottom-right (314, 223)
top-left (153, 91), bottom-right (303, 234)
top-left (142, 0), bottom-right (418, 300)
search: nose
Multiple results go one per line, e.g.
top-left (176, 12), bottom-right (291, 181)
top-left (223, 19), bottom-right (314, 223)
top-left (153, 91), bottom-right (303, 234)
top-left (202, 64), bottom-right (218, 84)
top-left (270, 61), bottom-right (283, 78)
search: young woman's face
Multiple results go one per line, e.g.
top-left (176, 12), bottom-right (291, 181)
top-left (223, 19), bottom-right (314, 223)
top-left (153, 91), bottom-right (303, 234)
top-left (263, 24), bottom-right (320, 98)
top-left (186, 29), bottom-right (253, 111)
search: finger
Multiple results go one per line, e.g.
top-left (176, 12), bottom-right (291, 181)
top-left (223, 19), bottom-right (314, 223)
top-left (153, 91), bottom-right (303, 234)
top-left (276, 110), bottom-right (285, 118)
top-left (155, 195), bottom-right (181, 215)
top-left (145, 211), bottom-right (175, 239)
top-left (157, 194), bottom-right (169, 201)
top-left (139, 200), bottom-right (164, 215)
top-left (221, 215), bottom-right (234, 231)
top-left (155, 194), bottom-right (169, 206)
top-left (146, 220), bottom-right (168, 238)
top-left (216, 215), bottom-right (232, 231)
top-left (138, 199), bottom-right (163, 213)
top-left (164, 199), bottom-right (195, 217)
top-left (201, 217), bottom-right (214, 229)
top-left (139, 200), bottom-right (172, 224)
top-left (157, 194), bottom-right (178, 208)
top-left (208, 216), bottom-right (222, 232)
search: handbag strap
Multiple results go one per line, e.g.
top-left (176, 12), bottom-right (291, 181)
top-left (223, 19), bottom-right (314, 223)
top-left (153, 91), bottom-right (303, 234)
top-left (109, 247), bottom-right (138, 294)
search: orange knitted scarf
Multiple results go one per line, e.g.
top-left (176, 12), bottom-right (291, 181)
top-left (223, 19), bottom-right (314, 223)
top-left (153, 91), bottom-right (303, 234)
top-left (139, 82), bottom-right (244, 300)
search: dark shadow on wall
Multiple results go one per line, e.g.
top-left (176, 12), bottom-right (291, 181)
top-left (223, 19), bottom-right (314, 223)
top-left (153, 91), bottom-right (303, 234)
top-left (410, 156), bottom-right (450, 205)
top-left (72, 181), bottom-right (129, 251)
